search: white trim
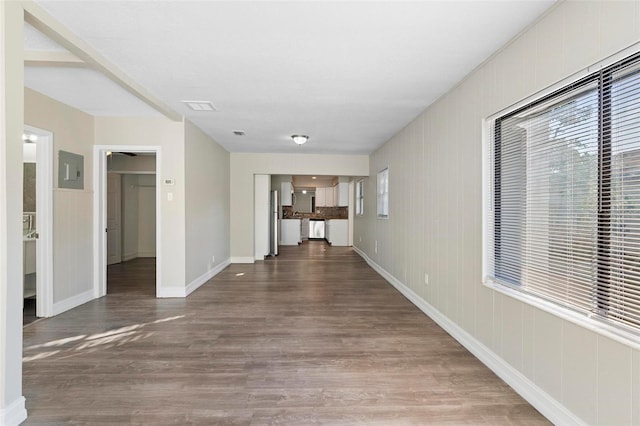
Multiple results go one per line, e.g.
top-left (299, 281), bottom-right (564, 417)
top-left (0, 396), bottom-right (26, 426)
top-left (481, 117), bottom-right (491, 284)
top-left (24, 124), bottom-right (54, 317)
top-left (352, 246), bottom-right (584, 426)
top-left (156, 287), bottom-right (186, 298)
top-left (185, 258), bottom-right (230, 296)
top-left (52, 289), bottom-right (94, 316)
top-left (483, 278), bottom-right (640, 351)
top-left (231, 257), bottom-right (254, 264)
top-left (136, 251), bottom-right (156, 258)
top-left (122, 252), bottom-right (137, 262)
top-left (93, 145), bottom-right (161, 299)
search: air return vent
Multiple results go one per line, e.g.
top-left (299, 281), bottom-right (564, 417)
top-left (182, 101), bottom-right (216, 111)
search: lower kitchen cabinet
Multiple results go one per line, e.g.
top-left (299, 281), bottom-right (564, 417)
top-left (280, 219), bottom-right (301, 245)
top-left (326, 219), bottom-right (348, 246)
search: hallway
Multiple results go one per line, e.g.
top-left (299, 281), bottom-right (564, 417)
top-left (22, 242), bottom-right (548, 424)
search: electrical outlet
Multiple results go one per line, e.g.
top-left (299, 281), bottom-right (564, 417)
top-left (424, 273), bottom-right (429, 285)
top-left (374, 240), bottom-right (378, 254)
top-left (359, 235), bottom-right (362, 243)
top-left (212, 255), bottom-right (215, 263)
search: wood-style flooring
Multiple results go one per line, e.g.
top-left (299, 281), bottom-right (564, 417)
top-left (22, 242), bottom-right (549, 425)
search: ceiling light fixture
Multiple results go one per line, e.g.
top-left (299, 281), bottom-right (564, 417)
top-left (22, 133), bottom-right (38, 142)
top-left (291, 135), bottom-right (309, 145)
top-left (233, 130), bottom-right (245, 136)
top-left (302, 190), bottom-right (307, 194)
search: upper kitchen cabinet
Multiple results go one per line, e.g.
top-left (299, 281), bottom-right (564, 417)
top-left (316, 187), bottom-right (327, 207)
top-left (281, 182), bottom-right (293, 206)
top-left (336, 182), bottom-right (349, 207)
top-left (316, 183), bottom-right (348, 207)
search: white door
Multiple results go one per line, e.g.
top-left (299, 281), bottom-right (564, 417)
top-left (107, 173), bottom-right (122, 265)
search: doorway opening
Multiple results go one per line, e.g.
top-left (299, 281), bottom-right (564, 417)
top-left (93, 146), bottom-right (161, 298)
top-left (22, 125), bottom-right (54, 324)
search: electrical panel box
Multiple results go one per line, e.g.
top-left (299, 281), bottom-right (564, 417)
top-left (58, 150), bottom-right (84, 189)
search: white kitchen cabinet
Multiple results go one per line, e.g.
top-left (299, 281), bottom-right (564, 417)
top-left (316, 187), bottom-right (326, 207)
top-left (332, 185), bottom-right (338, 207)
top-left (336, 182), bottom-right (349, 207)
top-left (24, 240), bottom-right (36, 275)
top-left (326, 219), bottom-right (348, 246)
top-left (280, 219), bottom-right (301, 245)
top-left (281, 182), bottom-right (293, 206)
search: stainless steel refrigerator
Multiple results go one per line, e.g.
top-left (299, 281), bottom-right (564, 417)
top-left (269, 190), bottom-right (278, 256)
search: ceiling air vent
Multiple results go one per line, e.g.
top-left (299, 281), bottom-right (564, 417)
top-left (182, 101), bottom-right (216, 112)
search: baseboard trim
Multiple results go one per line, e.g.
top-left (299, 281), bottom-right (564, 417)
top-left (230, 257), bottom-right (254, 264)
top-left (137, 251), bottom-right (155, 258)
top-left (156, 287), bottom-right (185, 298)
top-left (352, 246), bottom-right (583, 426)
top-left (1, 396), bottom-right (27, 426)
top-left (122, 252), bottom-right (137, 262)
top-left (52, 289), bottom-right (95, 316)
top-left (185, 259), bottom-right (231, 296)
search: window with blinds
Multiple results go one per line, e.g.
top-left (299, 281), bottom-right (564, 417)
top-left (489, 52), bottom-right (640, 334)
top-left (377, 168), bottom-right (389, 218)
top-left (356, 179), bottom-right (364, 216)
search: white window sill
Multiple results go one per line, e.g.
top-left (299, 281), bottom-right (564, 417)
top-left (483, 278), bottom-right (640, 351)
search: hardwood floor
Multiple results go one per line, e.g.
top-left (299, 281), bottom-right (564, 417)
top-left (22, 242), bottom-right (549, 425)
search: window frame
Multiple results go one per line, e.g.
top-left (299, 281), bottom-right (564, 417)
top-left (377, 167), bottom-right (389, 219)
top-left (483, 49), bottom-right (640, 348)
top-left (355, 179), bottom-right (364, 216)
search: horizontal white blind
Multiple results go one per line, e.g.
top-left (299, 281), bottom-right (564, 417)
top-left (489, 52), bottom-right (640, 334)
top-left (605, 60), bottom-right (640, 329)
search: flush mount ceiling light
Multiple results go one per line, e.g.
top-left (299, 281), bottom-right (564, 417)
top-left (182, 101), bottom-right (216, 112)
top-left (22, 133), bottom-right (38, 142)
top-left (291, 135), bottom-right (309, 145)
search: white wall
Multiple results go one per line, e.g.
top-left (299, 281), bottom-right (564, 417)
top-left (254, 175), bottom-right (270, 260)
top-left (0, 2), bottom-right (26, 424)
top-left (94, 116), bottom-right (186, 292)
top-left (108, 154), bottom-right (155, 173)
top-left (25, 88), bottom-right (94, 307)
top-left (354, 2), bottom-right (640, 424)
top-left (293, 191), bottom-right (313, 213)
top-left (121, 174), bottom-right (139, 261)
top-left (230, 153), bottom-right (369, 261)
top-left (184, 119), bottom-right (230, 288)
top-left (137, 174), bottom-right (156, 257)
top-left (122, 174), bottom-right (156, 261)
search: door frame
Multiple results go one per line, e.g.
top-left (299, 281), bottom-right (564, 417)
top-left (24, 124), bottom-right (53, 317)
top-left (93, 145), bottom-right (161, 298)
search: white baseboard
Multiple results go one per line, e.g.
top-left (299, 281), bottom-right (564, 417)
top-left (137, 251), bottom-right (155, 258)
top-left (230, 257), bottom-right (254, 264)
top-left (185, 259), bottom-right (231, 296)
top-left (0, 396), bottom-right (27, 426)
top-left (352, 246), bottom-right (583, 426)
top-left (157, 259), bottom-right (231, 298)
top-left (52, 289), bottom-right (95, 316)
top-left (122, 252), bottom-right (137, 262)
top-left (156, 287), bottom-right (186, 298)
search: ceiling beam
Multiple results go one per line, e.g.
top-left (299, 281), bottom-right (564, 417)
top-left (22, 1), bottom-right (182, 121)
top-left (24, 50), bottom-right (85, 67)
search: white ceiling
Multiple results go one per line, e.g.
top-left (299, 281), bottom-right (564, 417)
top-left (26, 1), bottom-right (555, 155)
